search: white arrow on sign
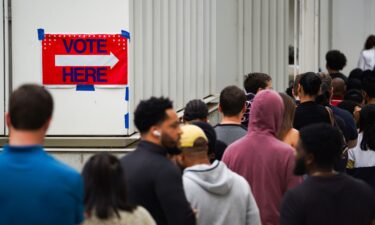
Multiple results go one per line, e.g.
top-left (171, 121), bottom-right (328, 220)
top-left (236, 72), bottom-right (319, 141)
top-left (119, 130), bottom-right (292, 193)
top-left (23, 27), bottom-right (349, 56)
top-left (55, 52), bottom-right (119, 69)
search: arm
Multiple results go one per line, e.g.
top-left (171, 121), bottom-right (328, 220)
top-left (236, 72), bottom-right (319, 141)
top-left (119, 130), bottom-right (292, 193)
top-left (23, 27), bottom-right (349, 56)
top-left (155, 165), bottom-right (196, 225)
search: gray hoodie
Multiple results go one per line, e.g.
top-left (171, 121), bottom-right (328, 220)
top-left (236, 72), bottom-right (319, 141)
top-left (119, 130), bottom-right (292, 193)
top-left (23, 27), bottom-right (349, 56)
top-left (183, 160), bottom-right (261, 225)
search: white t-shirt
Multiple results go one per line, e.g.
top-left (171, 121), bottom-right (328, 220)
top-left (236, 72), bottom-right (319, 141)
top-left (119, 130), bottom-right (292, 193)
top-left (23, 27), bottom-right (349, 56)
top-left (358, 48), bottom-right (375, 71)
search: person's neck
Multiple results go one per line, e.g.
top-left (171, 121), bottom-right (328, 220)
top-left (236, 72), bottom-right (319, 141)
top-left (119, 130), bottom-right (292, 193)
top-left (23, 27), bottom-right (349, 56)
top-left (141, 135), bottom-right (162, 146)
top-left (328, 68), bottom-right (338, 74)
top-left (368, 98), bottom-right (375, 105)
top-left (186, 157), bottom-right (211, 168)
top-left (309, 167), bottom-right (337, 177)
top-left (299, 95), bottom-right (315, 103)
top-left (221, 115), bottom-right (242, 125)
top-left (9, 130), bottom-right (45, 146)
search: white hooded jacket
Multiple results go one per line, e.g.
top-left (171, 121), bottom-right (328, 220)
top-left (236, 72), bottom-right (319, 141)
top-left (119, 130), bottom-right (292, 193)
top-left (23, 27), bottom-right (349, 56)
top-left (183, 160), bottom-right (261, 225)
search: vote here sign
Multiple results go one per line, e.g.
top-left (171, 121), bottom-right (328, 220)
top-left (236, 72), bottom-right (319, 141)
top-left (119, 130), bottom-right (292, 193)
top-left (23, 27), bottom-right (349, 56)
top-left (42, 34), bottom-right (127, 85)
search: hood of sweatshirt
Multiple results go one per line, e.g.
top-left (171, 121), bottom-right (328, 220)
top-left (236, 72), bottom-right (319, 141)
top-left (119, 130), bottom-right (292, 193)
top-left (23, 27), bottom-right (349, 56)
top-left (183, 160), bottom-right (234, 195)
top-left (248, 90), bottom-right (284, 136)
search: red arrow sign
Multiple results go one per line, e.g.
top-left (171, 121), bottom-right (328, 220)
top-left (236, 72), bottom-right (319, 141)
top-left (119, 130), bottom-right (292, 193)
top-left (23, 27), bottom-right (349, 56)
top-left (42, 34), bottom-right (128, 85)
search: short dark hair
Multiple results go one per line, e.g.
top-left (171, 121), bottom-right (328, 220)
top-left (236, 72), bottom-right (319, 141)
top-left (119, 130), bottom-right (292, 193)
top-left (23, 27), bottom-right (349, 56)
top-left (183, 99), bottom-right (208, 122)
top-left (243, 73), bottom-right (271, 94)
top-left (348, 68), bottom-right (364, 81)
top-left (347, 78), bottom-right (363, 91)
top-left (359, 105), bottom-right (375, 150)
top-left (299, 72), bottom-right (321, 96)
top-left (326, 50), bottom-right (347, 71)
top-left (300, 123), bottom-right (343, 168)
top-left (338, 100), bottom-right (361, 115)
top-left (82, 153), bottom-right (135, 219)
top-left (344, 89), bottom-right (363, 104)
top-left (134, 97), bottom-right (173, 133)
top-left (9, 84), bottom-right (53, 130)
top-left (220, 86), bottom-right (246, 116)
top-left (364, 35), bottom-right (375, 50)
top-left (362, 70), bottom-right (375, 98)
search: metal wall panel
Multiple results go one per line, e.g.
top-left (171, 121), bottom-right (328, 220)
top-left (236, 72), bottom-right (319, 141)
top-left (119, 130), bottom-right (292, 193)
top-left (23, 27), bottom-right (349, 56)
top-left (241, 0), bottom-right (289, 91)
top-left (130, 0), bottom-right (216, 117)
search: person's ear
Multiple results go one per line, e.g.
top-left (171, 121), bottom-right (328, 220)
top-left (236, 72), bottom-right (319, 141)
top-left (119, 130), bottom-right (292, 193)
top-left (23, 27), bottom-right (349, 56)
top-left (150, 126), bottom-right (162, 138)
top-left (305, 153), bottom-right (314, 167)
top-left (42, 117), bottom-right (52, 133)
top-left (5, 112), bottom-right (11, 128)
top-left (218, 105), bottom-right (223, 113)
top-left (242, 103), bottom-right (247, 113)
top-left (297, 84), bottom-right (302, 94)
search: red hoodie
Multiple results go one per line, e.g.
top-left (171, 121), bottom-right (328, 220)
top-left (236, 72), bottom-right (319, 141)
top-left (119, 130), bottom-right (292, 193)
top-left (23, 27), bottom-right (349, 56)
top-left (222, 90), bottom-right (302, 225)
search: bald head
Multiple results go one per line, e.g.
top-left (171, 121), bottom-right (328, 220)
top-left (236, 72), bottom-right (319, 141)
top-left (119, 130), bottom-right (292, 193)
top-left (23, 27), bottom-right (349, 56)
top-left (332, 77), bottom-right (346, 98)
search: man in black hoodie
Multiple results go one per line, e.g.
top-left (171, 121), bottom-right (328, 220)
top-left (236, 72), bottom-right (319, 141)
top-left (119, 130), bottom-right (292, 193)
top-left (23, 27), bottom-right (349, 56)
top-left (121, 97), bottom-right (196, 225)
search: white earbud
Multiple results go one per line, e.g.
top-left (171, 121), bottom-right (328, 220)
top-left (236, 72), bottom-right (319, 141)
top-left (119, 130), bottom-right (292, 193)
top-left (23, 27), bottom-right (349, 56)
top-left (153, 130), bottom-right (161, 137)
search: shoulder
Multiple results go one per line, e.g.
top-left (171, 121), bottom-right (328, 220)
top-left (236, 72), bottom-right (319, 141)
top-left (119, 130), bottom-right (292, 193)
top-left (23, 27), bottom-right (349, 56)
top-left (46, 155), bottom-right (81, 178)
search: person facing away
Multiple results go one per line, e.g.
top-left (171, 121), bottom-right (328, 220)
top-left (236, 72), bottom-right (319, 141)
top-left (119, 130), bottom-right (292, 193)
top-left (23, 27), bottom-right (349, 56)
top-left (331, 77), bottom-right (347, 106)
top-left (120, 97), bottom-right (196, 225)
top-left (0, 84), bottom-right (84, 225)
top-left (278, 93), bottom-right (299, 149)
top-left (222, 90), bottom-right (302, 225)
top-left (317, 72), bottom-right (358, 149)
top-left (177, 125), bottom-right (261, 225)
top-left (325, 50), bottom-right (348, 83)
top-left (293, 72), bottom-right (331, 130)
top-left (358, 35), bottom-right (375, 71)
top-left (347, 105), bottom-right (375, 191)
top-left (182, 99), bottom-right (209, 123)
top-left (241, 72), bottom-right (272, 127)
top-left (214, 85), bottom-right (247, 146)
top-left (363, 70), bottom-right (375, 105)
top-left (281, 123), bottom-right (375, 225)
top-left (82, 153), bottom-right (156, 225)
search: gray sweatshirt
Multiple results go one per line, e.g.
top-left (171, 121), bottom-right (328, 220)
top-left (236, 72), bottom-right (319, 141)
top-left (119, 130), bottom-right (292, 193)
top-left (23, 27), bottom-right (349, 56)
top-left (183, 160), bottom-right (261, 225)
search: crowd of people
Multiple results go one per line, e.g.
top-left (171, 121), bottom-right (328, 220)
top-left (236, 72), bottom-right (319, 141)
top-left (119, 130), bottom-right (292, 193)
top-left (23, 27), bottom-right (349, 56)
top-left (0, 35), bottom-right (375, 225)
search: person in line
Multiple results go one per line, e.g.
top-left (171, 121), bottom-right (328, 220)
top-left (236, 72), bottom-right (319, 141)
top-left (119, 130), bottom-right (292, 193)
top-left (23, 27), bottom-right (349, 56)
top-left (293, 72), bottom-right (331, 130)
top-left (241, 72), bottom-right (272, 127)
top-left (344, 89), bottom-right (364, 106)
top-left (281, 123), bottom-right (375, 225)
top-left (337, 100), bottom-right (361, 125)
top-left (278, 93), bottom-right (299, 149)
top-left (358, 35), bottom-right (375, 71)
top-left (121, 97), bottom-right (196, 225)
top-left (325, 50), bottom-right (348, 83)
top-left (192, 121), bottom-right (226, 162)
top-left (363, 70), bottom-right (375, 105)
top-left (82, 153), bottom-right (156, 225)
top-left (182, 99), bottom-right (209, 123)
top-left (223, 90), bottom-right (302, 225)
top-left (331, 77), bottom-right (346, 106)
top-left (0, 84), bottom-right (84, 225)
top-left (317, 73), bottom-right (358, 149)
top-left (214, 85), bottom-right (247, 147)
top-left (347, 105), bottom-right (375, 191)
top-left (177, 124), bottom-right (261, 225)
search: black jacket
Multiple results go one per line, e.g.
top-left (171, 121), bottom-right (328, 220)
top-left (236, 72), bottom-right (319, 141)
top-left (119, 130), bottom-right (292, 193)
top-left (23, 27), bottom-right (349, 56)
top-left (121, 141), bottom-right (196, 225)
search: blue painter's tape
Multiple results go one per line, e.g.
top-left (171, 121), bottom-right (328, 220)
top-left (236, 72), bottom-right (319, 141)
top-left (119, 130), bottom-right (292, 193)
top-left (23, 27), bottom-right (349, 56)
top-left (76, 85), bottom-right (95, 91)
top-left (121, 30), bottom-right (131, 41)
top-left (125, 86), bottom-right (129, 101)
top-left (125, 113), bottom-right (129, 129)
top-left (37, 28), bottom-right (45, 41)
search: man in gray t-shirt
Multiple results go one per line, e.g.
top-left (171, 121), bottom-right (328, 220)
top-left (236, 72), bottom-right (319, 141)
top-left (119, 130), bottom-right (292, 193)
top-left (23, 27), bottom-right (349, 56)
top-left (214, 86), bottom-right (247, 159)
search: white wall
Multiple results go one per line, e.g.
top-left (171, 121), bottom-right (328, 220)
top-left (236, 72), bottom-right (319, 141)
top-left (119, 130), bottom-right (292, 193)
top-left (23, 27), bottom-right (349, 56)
top-left (0, 1), bottom-right (4, 135)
